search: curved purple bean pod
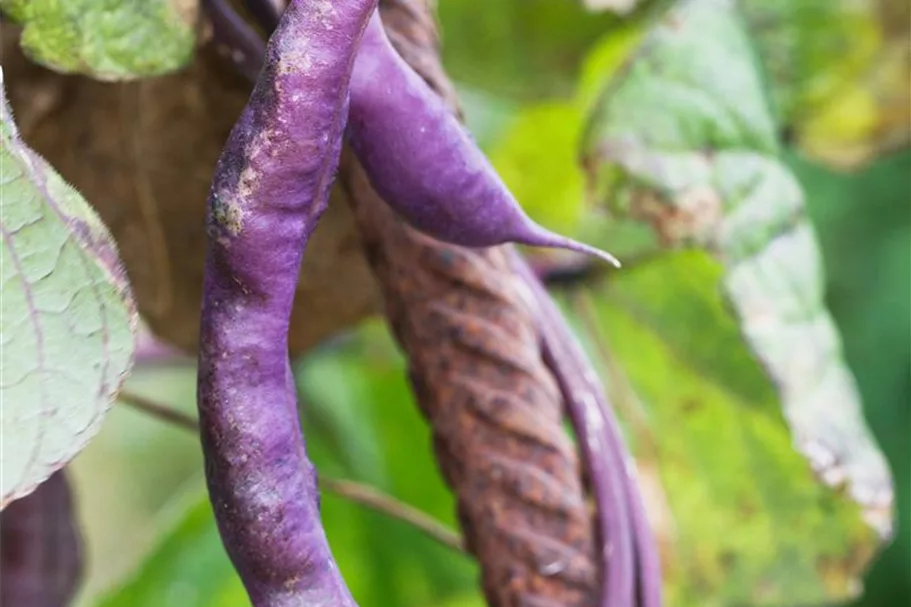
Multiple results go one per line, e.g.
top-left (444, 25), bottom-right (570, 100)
top-left (627, 464), bottom-right (663, 607)
top-left (511, 251), bottom-right (663, 607)
top-left (0, 471), bottom-right (82, 607)
top-left (196, 1), bottom-right (377, 605)
top-left (347, 13), bottom-right (621, 267)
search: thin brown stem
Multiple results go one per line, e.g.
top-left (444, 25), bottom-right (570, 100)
top-left (117, 391), bottom-right (465, 554)
top-left (118, 391), bottom-right (199, 432)
top-left (320, 479), bottom-right (465, 553)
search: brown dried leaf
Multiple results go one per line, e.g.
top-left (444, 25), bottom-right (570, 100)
top-left (339, 2), bottom-right (600, 605)
top-left (2, 25), bottom-right (380, 354)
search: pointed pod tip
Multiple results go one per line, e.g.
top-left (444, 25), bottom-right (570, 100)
top-left (565, 239), bottom-right (622, 269)
top-left (519, 225), bottom-right (621, 269)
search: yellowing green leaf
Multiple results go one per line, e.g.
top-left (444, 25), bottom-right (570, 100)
top-left (0, 0), bottom-right (197, 80)
top-left (0, 72), bottom-right (135, 507)
top-left (741, 0), bottom-right (910, 167)
top-left (579, 0), bottom-right (894, 602)
top-left (740, 0), bottom-right (879, 125)
top-left (564, 262), bottom-right (884, 605)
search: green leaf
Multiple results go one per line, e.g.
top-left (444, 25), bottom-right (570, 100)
top-left (580, 0), bottom-right (642, 15)
top-left (95, 491), bottom-right (247, 607)
top-left (740, 0), bottom-right (880, 126)
top-left (0, 72), bottom-right (135, 507)
top-left (578, 0), bottom-right (893, 602)
top-left (456, 85), bottom-right (519, 152)
top-left (478, 23), bottom-right (652, 258)
top-left (490, 103), bottom-right (587, 234)
top-left (577, 21), bottom-right (648, 111)
top-left (0, 0), bottom-right (197, 80)
top-left (740, 0), bottom-right (909, 168)
top-left (438, 0), bottom-right (623, 100)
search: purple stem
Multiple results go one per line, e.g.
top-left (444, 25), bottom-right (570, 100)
top-left (627, 465), bottom-right (663, 607)
top-left (203, 0), bottom-right (267, 83)
top-left (511, 251), bottom-right (663, 607)
top-left (196, 1), bottom-right (377, 605)
top-left (135, 326), bottom-right (192, 366)
top-left (243, 0), bottom-right (284, 33)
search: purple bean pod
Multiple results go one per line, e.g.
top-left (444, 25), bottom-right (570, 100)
top-left (511, 251), bottom-right (664, 607)
top-left (347, 13), bottom-right (620, 267)
top-left (0, 471), bottom-right (82, 607)
top-left (627, 462), bottom-right (663, 607)
top-left (196, 2), bottom-right (377, 605)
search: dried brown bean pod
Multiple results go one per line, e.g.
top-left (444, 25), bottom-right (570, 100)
top-left (341, 2), bottom-right (599, 605)
top-left (347, 162), bottom-right (598, 606)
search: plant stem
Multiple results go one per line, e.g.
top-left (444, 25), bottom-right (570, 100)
top-left (243, 0), bottom-right (284, 32)
top-left (117, 391), bottom-right (465, 554)
top-left (320, 479), bottom-right (464, 553)
top-left (118, 392), bottom-right (200, 432)
top-left (203, 0), bottom-right (266, 82)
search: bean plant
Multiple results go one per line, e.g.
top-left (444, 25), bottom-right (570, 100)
top-left (0, 1), bottom-right (902, 606)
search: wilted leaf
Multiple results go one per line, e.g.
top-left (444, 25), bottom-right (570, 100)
top-left (0, 0), bottom-right (197, 80)
top-left (0, 73), bottom-right (135, 506)
top-left (579, 0), bottom-right (894, 602)
top-left (0, 470), bottom-right (82, 607)
top-left (563, 265), bottom-right (884, 606)
top-left (2, 25), bottom-right (380, 355)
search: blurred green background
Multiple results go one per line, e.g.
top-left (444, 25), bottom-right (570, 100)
top-left (67, 1), bottom-right (908, 606)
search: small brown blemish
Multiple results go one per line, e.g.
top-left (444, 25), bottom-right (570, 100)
top-left (212, 192), bottom-right (244, 235)
top-left (630, 184), bottom-right (722, 247)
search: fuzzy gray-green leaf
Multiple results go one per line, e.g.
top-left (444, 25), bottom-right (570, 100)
top-left (0, 72), bottom-right (136, 507)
